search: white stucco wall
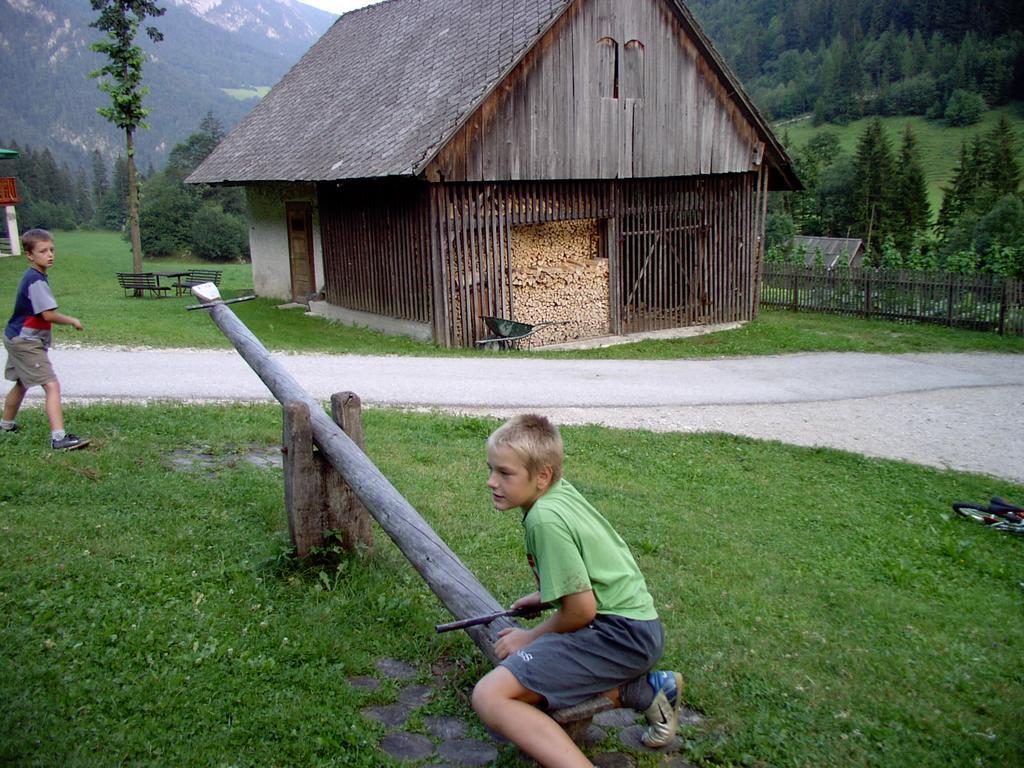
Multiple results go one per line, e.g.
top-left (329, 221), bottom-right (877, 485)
top-left (245, 183), bottom-right (323, 300)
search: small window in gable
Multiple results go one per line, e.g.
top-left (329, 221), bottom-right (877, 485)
top-left (597, 36), bottom-right (619, 99)
top-left (623, 40), bottom-right (645, 99)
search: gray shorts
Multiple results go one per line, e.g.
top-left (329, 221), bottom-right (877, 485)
top-left (500, 614), bottom-right (664, 710)
top-left (4, 335), bottom-right (57, 388)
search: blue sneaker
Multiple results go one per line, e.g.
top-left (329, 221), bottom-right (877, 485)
top-left (642, 670), bottom-right (683, 747)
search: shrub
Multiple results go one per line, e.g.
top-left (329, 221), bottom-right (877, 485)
top-left (944, 89), bottom-right (986, 127)
top-left (18, 200), bottom-right (77, 231)
top-left (973, 194), bottom-right (1024, 259)
top-left (139, 174), bottom-right (199, 257)
top-left (876, 74), bottom-right (939, 116)
top-left (189, 205), bottom-right (249, 262)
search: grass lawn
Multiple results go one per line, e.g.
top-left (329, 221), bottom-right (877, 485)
top-left (0, 405), bottom-right (1021, 766)
top-left (778, 102), bottom-right (1024, 217)
top-left (2, 230), bottom-right (1021, 357)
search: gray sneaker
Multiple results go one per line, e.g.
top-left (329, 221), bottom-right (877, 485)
top-left (642, 670), bottom-right (683, 748)
top-left (52, 434), bottom-right (90, 451)
top-left (0, 423), bottom-right (18, 433)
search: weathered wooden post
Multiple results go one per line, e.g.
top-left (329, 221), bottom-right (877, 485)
top-left (283, 392), bottom-right (374, 556)
top-left (199, 299), bottom-right (512, 663)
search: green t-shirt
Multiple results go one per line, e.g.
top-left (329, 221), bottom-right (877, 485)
top-left (522, 478), bottom-right (658, 621)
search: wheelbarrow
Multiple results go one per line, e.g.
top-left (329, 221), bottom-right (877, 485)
top-left (476, 316), bottom-right (567, 350)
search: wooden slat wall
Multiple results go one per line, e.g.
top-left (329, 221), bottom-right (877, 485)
top-left (614, 174), bottom-right (756, 334)
top-left (432, 174), bottom-right (757, 345)
top-left (318, 181), bottom-right (432, 324)
top-left (425, 0), bottom-right (760, 183)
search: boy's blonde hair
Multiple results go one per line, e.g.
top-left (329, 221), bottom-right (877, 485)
top-left (487, 413), bottom-right (564, 483)
top-left (21, 228), bottom-right (53, 254)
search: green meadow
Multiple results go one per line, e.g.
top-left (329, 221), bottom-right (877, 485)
top-left (1, 405), bottom-right (1021, 767)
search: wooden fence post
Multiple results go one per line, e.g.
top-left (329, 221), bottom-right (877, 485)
top-left (864, 270), bottom-right (873, 319)
top-left (283, 397), bottom-right (374, 557)
top-left (329, 392), bottom-right (375, 551)
top-left (998, 278), bottom-right (1008, 336)
top-left (946, 277), bottom-right (955, 327)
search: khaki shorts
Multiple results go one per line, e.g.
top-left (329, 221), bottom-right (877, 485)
top-left (3, 335), bottom-right (57, 387)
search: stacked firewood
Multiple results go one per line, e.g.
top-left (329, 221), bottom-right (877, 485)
top-left (509, 220), bottom-right (610, 346)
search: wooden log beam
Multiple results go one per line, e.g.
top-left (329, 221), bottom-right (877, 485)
top-left (203, 302), bottom-right (511, 663)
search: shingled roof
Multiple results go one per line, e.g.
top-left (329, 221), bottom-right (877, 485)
top-left (190, 0), bottom-right (796, 187)
top-left (190, 0), bottom-right (572, 183)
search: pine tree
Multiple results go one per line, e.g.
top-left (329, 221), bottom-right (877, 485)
top-left (979, 115), bottom-right (1021, 209)
top-left (892, 124), bottom-right (931, 254)
top-left (75, 168), bottom-right (93, 224)
top-left (97, 155), bottom-right (130, 231)
top-left (936, 137), bottom-right (983, 236)
top-left (853, 118), bottom-right (897, 258)
top-left (91, 150), bottom-right (109, 211)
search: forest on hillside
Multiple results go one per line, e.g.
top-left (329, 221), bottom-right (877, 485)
top-left (690, 0), bottom-right (1024, 123)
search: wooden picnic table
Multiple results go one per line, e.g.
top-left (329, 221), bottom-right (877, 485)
top-left (153, 271), bottom-right (191, 296)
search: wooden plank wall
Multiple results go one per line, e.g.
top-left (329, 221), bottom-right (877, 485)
top-left (318, 181), bottom-right (432, 324)
top-left (616, 174), bottom-right (756, 334)
top-left (432, 174), bottom-right (758, 345)
top-left (425, 0), bottom-right (760, 183)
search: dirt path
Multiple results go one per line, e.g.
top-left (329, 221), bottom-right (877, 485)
top-left (36, 346), bottom-right (1024, 484)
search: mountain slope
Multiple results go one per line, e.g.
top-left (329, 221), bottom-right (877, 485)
top-left (0, 0), bottom-right (336, 172)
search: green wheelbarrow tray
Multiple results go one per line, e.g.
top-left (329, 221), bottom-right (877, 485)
top-left (477, 316), bottom-right (568, 348)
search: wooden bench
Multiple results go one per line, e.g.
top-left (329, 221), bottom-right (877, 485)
top-left (117, 272), bottom-right (171, 298)
top-left (173, 268), bottom-right (223, 296)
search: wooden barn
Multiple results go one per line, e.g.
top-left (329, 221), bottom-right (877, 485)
top-left (189, 0), bottom-right (799, 348)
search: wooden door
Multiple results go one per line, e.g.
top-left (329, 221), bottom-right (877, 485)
top-left (286, 203), bottom-right (315, 303)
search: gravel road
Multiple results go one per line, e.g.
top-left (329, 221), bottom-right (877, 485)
top-left (29, 346), bottom-right (1024, 484)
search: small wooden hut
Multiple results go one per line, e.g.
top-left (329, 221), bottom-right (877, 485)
top-left (0, 147), bottom-right (20, 257)
top-left (189, 0), bottom-right (799, 347)
top-left (792, 236), bottom-right (865, 269)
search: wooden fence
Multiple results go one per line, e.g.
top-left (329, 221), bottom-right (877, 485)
top-left (760, 264), bottom-right (1024, 336)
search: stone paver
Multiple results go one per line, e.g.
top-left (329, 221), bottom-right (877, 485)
top-left (679, 707), bottom-right (705, 728)
top-left (399, 683), bottom-right (435, 706)
top-left (658, 756), bottom-right (699, 767)
top-left (618, 724), bottom-right (682, 753)
top-left (592, 752), bottom-right (636, 767)
top-left (360, 656), bottom-right (711, 766)
top-left (426, 715), bottom-right (469, 740)
top-left (376, 656), bottom-right (419, 680)
top-left (594, 708), bottom-right (639, 728)
top-left (437, 738), bottom-right (499, 766)
top-left (380, 732), bottom-right (435, 762)
top-left (361, 702), bottom-right (416, 728)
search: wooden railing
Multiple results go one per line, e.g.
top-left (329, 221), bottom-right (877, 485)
top-left (0, 177), bottom-right (18, 205)
top-left (761, 264), bottom-right (1024, 336)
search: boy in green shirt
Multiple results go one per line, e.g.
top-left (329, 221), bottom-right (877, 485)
top-left (472, 414), bottom-right (683, 767)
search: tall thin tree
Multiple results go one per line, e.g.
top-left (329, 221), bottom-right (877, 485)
top-left (89, 0), bottom-right (165, 273)
top-left (892, 125), bottom-right (931, 254)
top-left (853, 118), bottom-right (897, 258)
